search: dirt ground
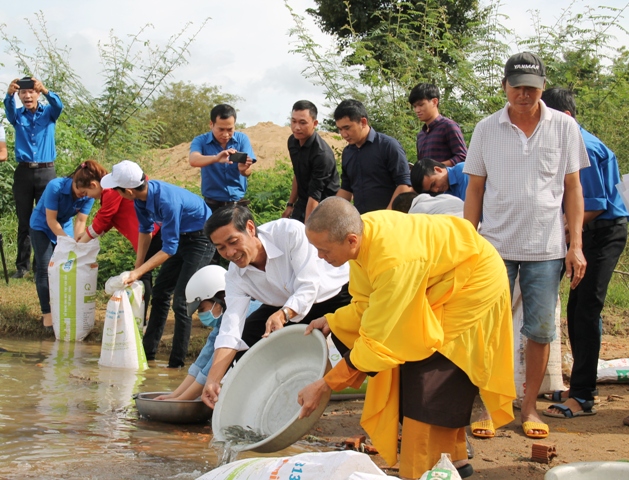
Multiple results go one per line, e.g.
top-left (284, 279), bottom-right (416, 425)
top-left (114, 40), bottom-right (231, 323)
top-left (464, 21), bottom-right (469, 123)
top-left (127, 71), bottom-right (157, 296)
top-left (151, 316), bottom-right (629, 479)
top-left (143, 121), bottom-right (346, 184)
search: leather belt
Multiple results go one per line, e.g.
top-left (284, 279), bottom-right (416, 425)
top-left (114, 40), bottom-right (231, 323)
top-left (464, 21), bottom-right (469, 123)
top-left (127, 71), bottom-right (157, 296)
top-left (204, 198), bottom-right (251, 209)
top-left (19, 162), bottom-right (55, 169)
top-left (180, 230), bottom-right (204, 237)
top-left (583, 217), bottom-right (627, 232)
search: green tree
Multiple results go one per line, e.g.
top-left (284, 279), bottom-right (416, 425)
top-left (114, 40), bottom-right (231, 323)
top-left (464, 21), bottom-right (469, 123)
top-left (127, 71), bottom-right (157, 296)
top-left (287, 0), bottom-right (510, 156)
top-left (0, 12), bottom-right (210, 162)
top-left (145, 81), bottom-right (242, 147)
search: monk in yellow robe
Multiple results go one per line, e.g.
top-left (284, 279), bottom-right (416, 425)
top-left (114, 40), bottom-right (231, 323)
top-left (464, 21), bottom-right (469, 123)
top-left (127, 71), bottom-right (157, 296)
top-left (297, 197), bottom-right (515, 479)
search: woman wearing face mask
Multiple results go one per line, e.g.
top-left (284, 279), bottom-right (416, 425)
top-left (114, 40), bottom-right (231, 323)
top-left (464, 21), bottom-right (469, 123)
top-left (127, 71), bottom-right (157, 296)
top-left (156, 265), bottom-right (260, 401)
top-left (75, 163), bottom-right (162, 326)
top-left (29, 161), bottom-right (99, 328)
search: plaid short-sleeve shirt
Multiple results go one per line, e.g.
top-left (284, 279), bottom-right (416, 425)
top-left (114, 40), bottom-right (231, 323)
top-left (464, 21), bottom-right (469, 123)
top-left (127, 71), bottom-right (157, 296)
top-left (464, 101), bottom-right (590, 261)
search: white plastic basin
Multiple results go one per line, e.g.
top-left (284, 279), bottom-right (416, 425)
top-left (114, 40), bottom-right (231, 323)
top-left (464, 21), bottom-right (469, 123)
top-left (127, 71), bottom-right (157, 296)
top-left (545, 461), bottom-right (629, 480)
top-left (212, 324), bottom-right (331, 453)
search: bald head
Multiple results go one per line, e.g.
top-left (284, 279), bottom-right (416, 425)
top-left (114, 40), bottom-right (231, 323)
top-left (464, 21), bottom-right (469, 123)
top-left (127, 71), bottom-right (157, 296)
top-left (306, 197), bottom-right (363, 242)
top-left (305, 197), bottom-right (363, 267)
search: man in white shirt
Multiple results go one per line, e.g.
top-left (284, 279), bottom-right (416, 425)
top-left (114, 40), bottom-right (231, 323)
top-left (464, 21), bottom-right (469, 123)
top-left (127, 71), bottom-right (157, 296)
top-left (200, 205), bottom-right (350, 408)
top-left (464, 52), bottom-right (589, 439)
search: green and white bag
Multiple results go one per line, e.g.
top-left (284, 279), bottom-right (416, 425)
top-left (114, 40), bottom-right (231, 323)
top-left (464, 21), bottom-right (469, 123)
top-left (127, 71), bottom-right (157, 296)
top-left (48, 236), bottom-right (100, 342)
top-left (99, 273), bottom-right (147, 370)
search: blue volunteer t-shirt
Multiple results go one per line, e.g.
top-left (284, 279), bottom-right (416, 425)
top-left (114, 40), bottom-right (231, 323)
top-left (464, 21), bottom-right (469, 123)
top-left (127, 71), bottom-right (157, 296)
top-left (30, 177), bottom-right (95, 242)
top-left (579, 126), bottom-right (629, 221)
top-left (446, 163), bottom-right (470, 201)
top-left (134, 180), bottom-right (212, 256)
top-left (190, 131), bottom-right (256, 201)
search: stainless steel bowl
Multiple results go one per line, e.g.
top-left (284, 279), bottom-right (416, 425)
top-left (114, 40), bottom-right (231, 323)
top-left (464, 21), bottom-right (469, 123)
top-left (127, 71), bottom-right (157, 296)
top-left (134, 392), bottom-right (213, 424)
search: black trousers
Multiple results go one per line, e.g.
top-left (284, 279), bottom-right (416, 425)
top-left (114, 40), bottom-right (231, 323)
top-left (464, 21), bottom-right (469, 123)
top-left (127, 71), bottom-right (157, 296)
top-left (139, 230), bottom-right (163, 325)
top-left (236, 283), bottom-right (351, 361)
top-left (12, 163), bottom-right (56, 271)
top-left (142, 232), bottom-right (214, 367)
top-left (567, 223), bottom-right (627, 401)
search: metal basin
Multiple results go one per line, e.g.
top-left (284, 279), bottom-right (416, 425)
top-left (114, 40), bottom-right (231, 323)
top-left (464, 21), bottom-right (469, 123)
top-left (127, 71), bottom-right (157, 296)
top-left (134, 392), bottom-right (212, 424)
top-left (212, 324), bottom-right (331, 453)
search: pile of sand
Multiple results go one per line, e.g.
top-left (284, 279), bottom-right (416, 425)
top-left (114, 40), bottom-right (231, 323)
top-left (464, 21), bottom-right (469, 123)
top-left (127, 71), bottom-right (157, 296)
top-left (144, 122), bottom-right (346, 184)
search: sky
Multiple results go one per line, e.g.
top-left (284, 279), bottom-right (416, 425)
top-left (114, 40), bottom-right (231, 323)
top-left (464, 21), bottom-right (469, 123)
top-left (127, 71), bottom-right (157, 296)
top-left (1, 0), bottom-right (628, 127)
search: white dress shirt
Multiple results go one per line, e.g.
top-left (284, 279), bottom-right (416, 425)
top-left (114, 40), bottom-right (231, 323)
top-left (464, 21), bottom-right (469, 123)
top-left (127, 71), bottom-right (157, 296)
top-left (215, 219), bottom-right (349, 351)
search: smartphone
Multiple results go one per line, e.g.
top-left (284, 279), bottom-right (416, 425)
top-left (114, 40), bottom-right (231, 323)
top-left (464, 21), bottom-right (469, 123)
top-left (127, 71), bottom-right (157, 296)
top-left (17, 78), bottom-right (35, 90)
top-left (230, 152), bottom-right (248, 164)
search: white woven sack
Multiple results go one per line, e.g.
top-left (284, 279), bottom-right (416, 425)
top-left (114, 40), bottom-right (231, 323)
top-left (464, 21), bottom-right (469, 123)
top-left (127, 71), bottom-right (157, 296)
top-left (49, 236), bottom-right (100, 341)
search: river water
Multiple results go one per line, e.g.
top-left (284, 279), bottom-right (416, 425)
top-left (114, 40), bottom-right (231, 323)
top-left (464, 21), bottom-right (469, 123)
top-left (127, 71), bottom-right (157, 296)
top-left (0, 338), bottom-right (320, 479)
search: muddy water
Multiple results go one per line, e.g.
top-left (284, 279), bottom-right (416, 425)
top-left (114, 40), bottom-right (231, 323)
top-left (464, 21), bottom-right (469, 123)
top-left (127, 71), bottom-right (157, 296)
top-left (0, 339), bottom-right (322, 480)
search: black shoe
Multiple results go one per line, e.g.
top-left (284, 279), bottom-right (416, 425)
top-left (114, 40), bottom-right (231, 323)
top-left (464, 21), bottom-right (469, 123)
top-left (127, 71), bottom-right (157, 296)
top-left (167, 363), bottom-right (184, 369)
top-left (11, 269), bottom-right (27, 279)
top-left (457, 463), bottom-right (474, 478)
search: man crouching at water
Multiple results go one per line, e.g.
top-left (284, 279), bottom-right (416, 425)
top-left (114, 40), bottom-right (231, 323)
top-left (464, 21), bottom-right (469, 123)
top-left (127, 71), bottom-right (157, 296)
top-left (201, 205), bottom-right (351, 409)
top-left (297, 197), bottom-right (515, 479)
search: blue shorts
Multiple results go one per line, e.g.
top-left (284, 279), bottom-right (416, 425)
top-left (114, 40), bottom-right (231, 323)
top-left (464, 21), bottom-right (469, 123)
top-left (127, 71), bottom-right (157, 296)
top-left (504, 259), bottom-right (563, 344)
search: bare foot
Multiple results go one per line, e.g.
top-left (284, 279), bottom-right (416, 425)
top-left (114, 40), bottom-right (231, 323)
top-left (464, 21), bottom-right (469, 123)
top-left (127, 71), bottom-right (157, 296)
top-left (42, 313), bottom-right (53, 327)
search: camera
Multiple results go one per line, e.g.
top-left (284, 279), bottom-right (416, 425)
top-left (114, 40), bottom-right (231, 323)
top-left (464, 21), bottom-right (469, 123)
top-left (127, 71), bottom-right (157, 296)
top-left (17, 78), bottom-right (35, 90)
top-left (230, 152), bottom-right (248, 164)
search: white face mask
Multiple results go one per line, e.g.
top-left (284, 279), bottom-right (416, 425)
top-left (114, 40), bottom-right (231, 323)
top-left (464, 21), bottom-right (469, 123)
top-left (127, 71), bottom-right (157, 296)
top-left (197, 302), bottom-right (223, 327)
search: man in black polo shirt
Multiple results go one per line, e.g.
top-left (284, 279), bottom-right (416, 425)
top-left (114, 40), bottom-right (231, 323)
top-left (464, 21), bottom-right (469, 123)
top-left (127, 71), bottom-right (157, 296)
top-left (334, 99), bottom-right (412, 213)
top-left (283, 100), bottom-right (339, 223)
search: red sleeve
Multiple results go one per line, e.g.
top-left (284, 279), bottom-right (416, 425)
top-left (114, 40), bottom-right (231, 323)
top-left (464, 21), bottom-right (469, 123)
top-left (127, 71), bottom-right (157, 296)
top-left (91, 189), bottom-right (123, 235)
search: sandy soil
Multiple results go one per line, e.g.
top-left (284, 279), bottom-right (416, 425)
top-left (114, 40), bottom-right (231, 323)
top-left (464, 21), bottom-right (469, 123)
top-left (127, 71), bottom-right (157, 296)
top-left (142, 122), bottom-right (346, 184)
top-left (314, 335), bottom-right (629, 479)
top-left (152, 317), bottom-right (629, 479)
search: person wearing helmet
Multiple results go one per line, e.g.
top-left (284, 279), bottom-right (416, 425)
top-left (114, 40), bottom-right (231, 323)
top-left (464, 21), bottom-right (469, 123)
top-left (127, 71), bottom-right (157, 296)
top-left (156, 265), bottom-right (260, 401)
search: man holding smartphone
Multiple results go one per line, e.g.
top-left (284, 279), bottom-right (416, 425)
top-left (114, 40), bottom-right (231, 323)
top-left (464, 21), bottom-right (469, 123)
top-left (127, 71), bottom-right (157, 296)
top-left (189, 104), bottom-right (256, 211)
top-left (4, 77), bottom-right (64, 278)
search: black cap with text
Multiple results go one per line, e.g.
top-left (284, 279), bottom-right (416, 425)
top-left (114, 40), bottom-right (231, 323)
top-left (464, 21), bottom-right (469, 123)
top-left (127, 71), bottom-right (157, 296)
top-left (504, 52), bottom-right (546, 89)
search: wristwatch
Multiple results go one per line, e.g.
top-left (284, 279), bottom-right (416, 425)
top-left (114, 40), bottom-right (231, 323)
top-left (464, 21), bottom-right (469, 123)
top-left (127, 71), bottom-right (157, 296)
top-left (286, 202), bottom-right (295, 208)
top-left (281, 307), bottom-right (291, 324)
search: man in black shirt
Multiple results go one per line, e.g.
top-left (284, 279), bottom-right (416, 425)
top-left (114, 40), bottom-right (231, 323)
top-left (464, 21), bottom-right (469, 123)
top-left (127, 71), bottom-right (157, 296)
top-left (283, 100), bottom-right (340, 222)
top-left (335, 99), bottom-right (412, 214)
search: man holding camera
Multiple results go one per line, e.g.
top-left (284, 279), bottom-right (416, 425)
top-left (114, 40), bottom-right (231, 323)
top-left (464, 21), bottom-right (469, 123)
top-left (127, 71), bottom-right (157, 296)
top-left (4, 77), bottom-right (64, 278)
top-left (189, 104), bottom-right (256, 211)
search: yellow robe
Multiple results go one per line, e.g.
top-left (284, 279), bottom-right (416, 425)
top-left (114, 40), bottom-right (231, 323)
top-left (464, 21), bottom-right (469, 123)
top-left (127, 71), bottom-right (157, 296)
top-left (325, 211), bottom-right (515, 465)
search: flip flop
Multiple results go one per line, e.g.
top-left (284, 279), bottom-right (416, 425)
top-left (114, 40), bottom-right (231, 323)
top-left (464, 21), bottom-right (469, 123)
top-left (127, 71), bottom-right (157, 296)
top-left (543, 398), bottom-right (597, 419)
top-left (522, 421), bottom-right (549, 439)
top-left (470, 419), bottom-right (495, 438)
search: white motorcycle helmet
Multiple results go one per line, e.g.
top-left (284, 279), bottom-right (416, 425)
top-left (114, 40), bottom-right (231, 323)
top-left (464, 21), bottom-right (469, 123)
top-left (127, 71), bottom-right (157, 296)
top-left (185, 265), bottom-right (227, 316)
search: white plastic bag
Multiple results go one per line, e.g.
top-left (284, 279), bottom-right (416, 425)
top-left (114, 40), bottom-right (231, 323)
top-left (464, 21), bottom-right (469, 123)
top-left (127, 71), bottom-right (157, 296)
top-left (105, 272), bottom-right (145, 328)
top-left (419, 454), bottom-right (462, 480)
top-left (48, 236), bottom-right (100, 341)
top-left (99, 274), bottom-right (148, 370)
top-left (512, 276), bottom-right (566, 401)
top-left (196, 451), bottom-right (389, 480)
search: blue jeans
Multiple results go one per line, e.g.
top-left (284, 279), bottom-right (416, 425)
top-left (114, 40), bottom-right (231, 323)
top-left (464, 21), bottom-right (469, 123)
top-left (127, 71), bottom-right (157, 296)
top-left (188, 300), bottom-right (262, 385)
top-left (504, 259), bottom-right (563, 344)
top-left (142, 232), bottom-right (214, 367)
top-left (30, 228), bottom-right (55, 314)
